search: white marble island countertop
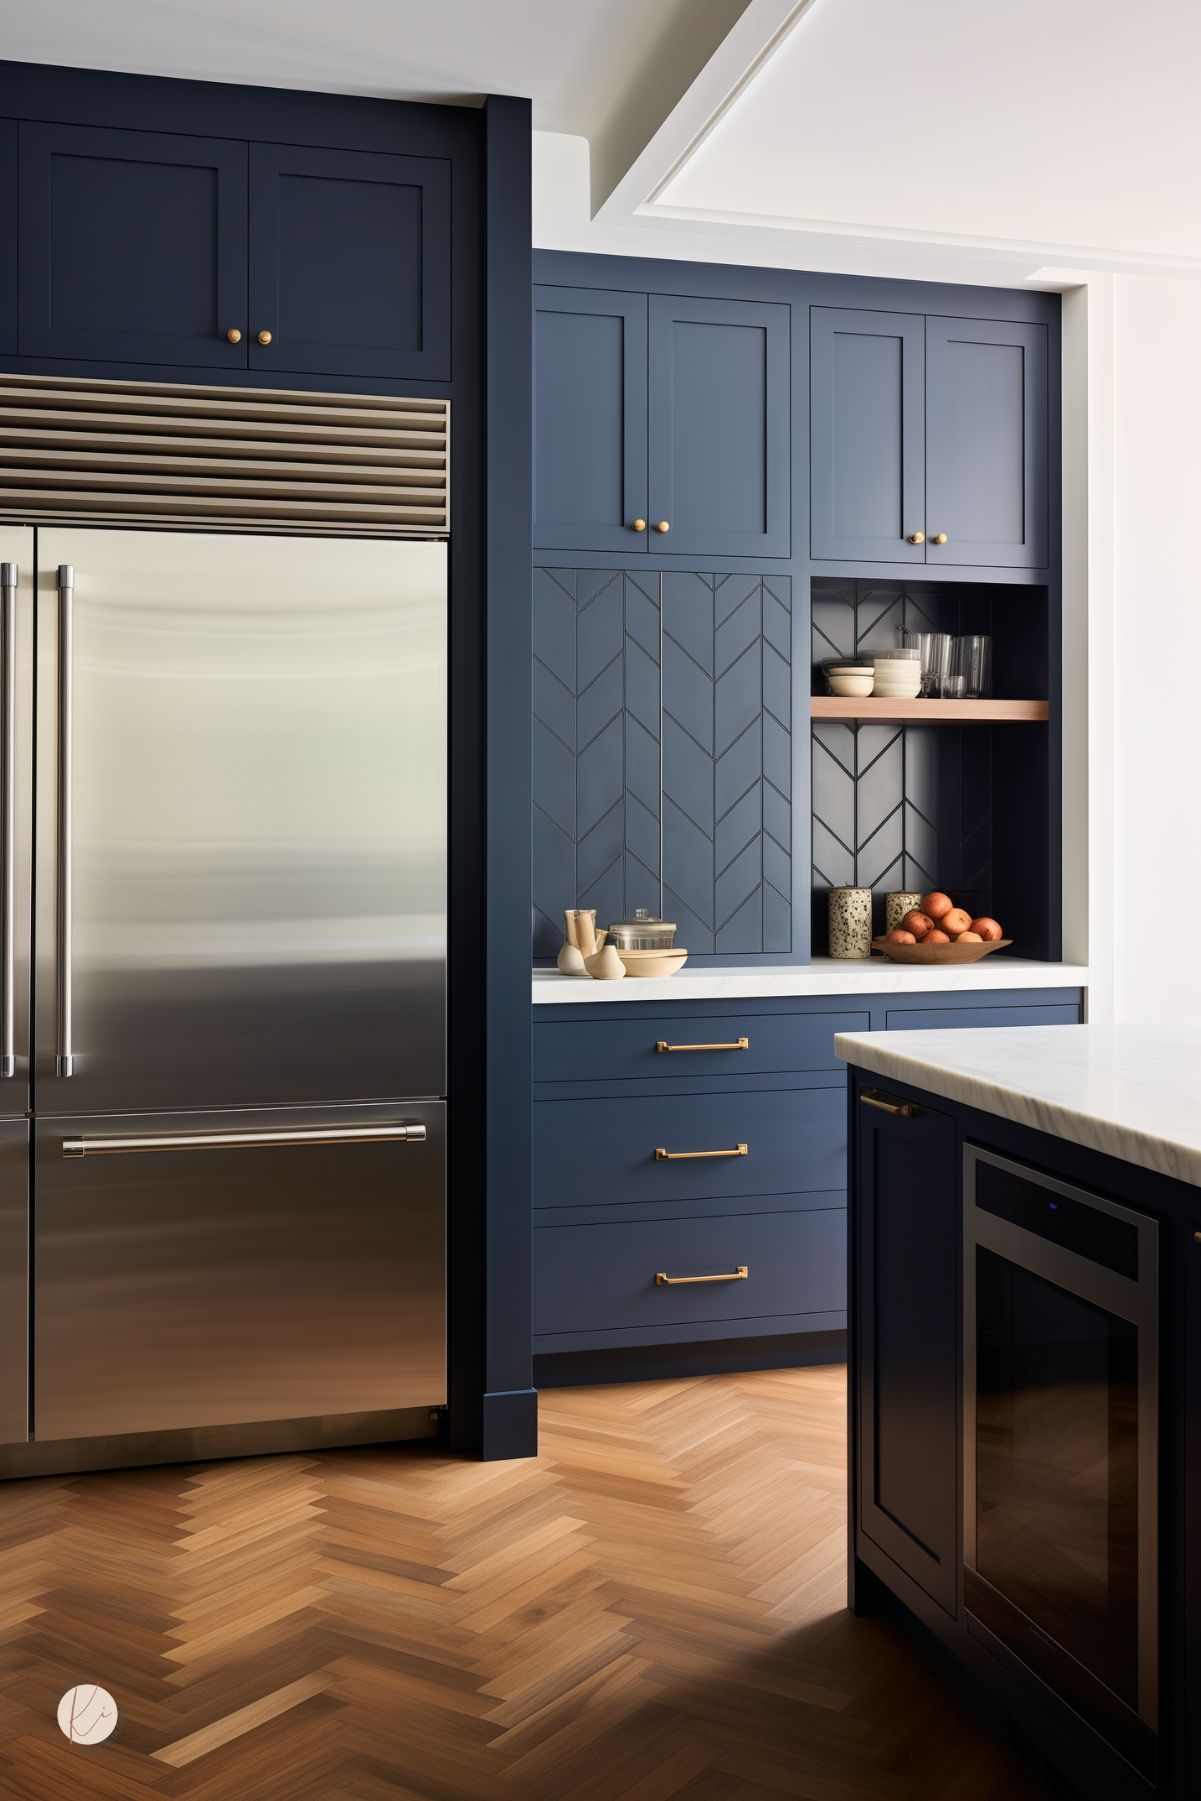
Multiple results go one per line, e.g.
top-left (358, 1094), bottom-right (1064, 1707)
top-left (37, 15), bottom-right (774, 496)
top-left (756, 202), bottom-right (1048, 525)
top-left (836, 1022), bottom-right (1201, 1188)
top-left (533, 957), bottom-right (1088, 1005)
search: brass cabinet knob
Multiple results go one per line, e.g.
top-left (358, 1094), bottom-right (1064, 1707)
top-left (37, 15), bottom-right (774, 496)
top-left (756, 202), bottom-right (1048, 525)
top-left (655, 519), bottom-right (670, 533)
top-left (225, 327), bottom-right (243, 344)
top-left (256, 329), bottom-right (273, 346)
top-left (907, 531), bottom-right (925, 544)
top-left (631, 518), bottom-right (647, 533)
top-left (933, 532), bottom-right (949, 545)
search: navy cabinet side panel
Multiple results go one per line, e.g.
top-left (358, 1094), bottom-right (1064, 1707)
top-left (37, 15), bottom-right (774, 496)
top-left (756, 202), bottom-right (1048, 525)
top-left (18, 120), bottom-right (249, 369)
top-left (648, 294), bottom-right (790, 558)
top-left (248, 141), bottom-right (451, 381)
top-left (0, 120), bottom-right (15, 355)
top-left (533, 286), bottom-right (648, 553)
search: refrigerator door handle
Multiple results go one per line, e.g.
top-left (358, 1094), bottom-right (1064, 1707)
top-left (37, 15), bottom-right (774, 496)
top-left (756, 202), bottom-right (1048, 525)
top-left (55, 564), bottom-right (74, 1079)
top-left (0, 562), bottom-right (14, 1079)
top-left (61, 1121), bottom-right (429, 1159)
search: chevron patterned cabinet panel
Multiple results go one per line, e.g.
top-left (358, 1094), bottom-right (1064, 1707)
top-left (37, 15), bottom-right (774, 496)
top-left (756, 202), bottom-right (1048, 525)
top-left (662, 571), bottom-right (793, 956)
top-left (532, 567), bottom-right (662, 958)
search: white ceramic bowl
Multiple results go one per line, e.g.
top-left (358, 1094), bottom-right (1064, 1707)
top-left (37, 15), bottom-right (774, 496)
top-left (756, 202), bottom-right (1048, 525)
top-left (872, 678), bottom-right (922, 696)
top-left (827, 672), bottom-right (874, 697)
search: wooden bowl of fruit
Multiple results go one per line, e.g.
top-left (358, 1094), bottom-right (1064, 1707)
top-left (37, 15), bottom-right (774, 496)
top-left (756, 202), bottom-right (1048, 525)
top-left (874, 893), bottom-right (1011, 964)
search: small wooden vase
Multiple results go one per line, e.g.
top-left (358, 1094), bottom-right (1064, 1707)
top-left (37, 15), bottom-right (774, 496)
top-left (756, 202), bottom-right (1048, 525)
top-left (585, 942), bottom-right (626, 980)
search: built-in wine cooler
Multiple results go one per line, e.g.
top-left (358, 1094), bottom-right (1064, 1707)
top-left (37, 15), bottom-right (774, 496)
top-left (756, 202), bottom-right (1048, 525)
top-left (964, 1146), bottom-right (1159, 1779)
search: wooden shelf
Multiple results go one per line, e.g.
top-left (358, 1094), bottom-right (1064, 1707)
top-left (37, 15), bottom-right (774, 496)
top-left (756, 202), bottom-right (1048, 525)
top-left (810, 697), bottom-right (1049, 724)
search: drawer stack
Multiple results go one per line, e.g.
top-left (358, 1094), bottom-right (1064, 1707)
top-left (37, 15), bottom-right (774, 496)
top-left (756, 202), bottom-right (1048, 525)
top-left (532, 1005), bottom-right (866, 1356)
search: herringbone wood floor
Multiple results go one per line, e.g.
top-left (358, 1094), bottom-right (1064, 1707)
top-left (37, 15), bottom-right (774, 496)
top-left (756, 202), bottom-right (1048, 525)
top-left (0, 1367), bottom-right (1042, 1799)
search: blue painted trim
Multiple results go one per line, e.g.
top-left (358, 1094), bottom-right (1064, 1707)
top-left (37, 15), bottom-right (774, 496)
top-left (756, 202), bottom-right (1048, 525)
top-left (480, 1388), bottom-right (538, 1461)
top-left (533, 1311), bottom-right (846, 1355)
top-left (531, 985), bottom-right (1084, 1029)
top-left (481, 95), bottom-right (535, 1443)
top-left (535, 1327), bottom-right (846, 1388)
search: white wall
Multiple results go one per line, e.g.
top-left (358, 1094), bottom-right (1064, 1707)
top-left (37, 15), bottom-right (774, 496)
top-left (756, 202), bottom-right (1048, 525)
top-left (1111, 277), bottom-right (1201, 1024)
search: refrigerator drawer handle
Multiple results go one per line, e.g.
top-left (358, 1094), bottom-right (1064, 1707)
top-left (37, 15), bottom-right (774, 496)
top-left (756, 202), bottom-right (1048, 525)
top-left (0, 562), bottom-right (15, 1079)
top-left (55, 564), bottom-right (74, 1079)
top-left (62, 1123), bottom-right (429, 1159)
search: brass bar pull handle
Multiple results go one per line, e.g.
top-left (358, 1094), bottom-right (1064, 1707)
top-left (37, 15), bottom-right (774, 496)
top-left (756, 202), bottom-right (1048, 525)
top-left (860, 1090), bottom-right (917, 1118)
top-left (656, 1266), bottom-right (748, 1286)
top-left (655, 1142), bottom-right (748, 1161)
top-left (656, 1037), bottom-right (749, 1054)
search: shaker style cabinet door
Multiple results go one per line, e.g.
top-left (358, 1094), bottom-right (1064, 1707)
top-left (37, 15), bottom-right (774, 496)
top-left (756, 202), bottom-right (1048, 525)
top-left (925, 316), bottom-right (1049, 568)
top-left (855, 1087), bottom-right (959, 1614)
top-left (248, 143), bottom-right (450, 381)
top-left (18, 122), bottom-right (249, 368)
top-left (810, 306), bottom-right (926, 562)
top-left (648, 295), bottom-right (790, 558)
top-left (533, 287), bottom-right (649, 553)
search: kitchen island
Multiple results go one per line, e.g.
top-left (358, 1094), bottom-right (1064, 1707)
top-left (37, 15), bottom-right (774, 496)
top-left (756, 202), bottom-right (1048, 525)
top-left (836, 1024), bottom-right (1201, 1800)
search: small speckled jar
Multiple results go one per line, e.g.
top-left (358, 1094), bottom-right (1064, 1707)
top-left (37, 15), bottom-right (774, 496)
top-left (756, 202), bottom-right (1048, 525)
top-left (827, 886), bottom-right (872, 959)
top-left (885, 890), bottom-right (923, 932)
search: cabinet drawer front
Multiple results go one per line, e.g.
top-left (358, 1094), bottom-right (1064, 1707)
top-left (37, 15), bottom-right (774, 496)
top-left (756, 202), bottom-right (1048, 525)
top-left (534, 1087), bottom-right (845, 1209)
top-left (534, 1207), bottom-right (845, 1336)
top-left (534, 1011), bottom-right (866, 1085)
top-left (884, 1002), bottom-right (1081, 1031)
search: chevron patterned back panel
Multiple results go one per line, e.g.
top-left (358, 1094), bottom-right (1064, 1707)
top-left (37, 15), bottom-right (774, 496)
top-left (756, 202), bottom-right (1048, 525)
top-left (532, 567), bottom-right (793, 960)
top-left (811, 579), bottom-right (995, 947)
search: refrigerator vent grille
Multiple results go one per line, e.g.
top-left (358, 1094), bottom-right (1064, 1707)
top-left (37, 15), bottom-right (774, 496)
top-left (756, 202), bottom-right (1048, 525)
top-left (0, 374), bottom-right (449, 536)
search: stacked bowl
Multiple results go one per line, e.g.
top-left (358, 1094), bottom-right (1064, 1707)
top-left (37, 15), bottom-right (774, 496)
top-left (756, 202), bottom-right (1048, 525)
top-left (871, 649), bottom-right (922, 701)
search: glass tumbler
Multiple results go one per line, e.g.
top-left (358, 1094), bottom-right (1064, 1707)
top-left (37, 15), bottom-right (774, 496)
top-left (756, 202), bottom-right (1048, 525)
top-left (915, 631), bottom-right (954, 698)
top-left (959, 634), bottom-right (992, 698)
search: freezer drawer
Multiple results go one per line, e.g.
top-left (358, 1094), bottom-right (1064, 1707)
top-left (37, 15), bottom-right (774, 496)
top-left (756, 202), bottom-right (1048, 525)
top-left (0, 1119), bottom-right (29, 1444)
top-left (34, 1102), bottom-right (445, 1441)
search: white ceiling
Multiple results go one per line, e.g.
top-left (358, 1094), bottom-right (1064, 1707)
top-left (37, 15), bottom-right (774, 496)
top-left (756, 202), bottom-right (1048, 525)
top-left (0, 0), bottom-right (741, 137)
top-left (5, 0), bottom-right (1199, 278)
top-left (651, 0), bottom-right (1201, 270)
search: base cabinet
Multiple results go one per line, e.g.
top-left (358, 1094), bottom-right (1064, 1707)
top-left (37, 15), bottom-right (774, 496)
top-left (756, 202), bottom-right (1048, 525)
top-left (855, 1087), bottom-right (959, 1614)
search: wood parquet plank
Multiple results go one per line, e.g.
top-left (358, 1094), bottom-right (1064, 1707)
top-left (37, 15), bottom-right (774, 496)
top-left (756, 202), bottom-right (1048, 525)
top-left (0, 1367), bottom-right (1044, 1800)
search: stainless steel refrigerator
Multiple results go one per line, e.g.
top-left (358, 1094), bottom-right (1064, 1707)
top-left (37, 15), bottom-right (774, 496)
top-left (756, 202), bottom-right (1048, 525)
top-left (0, 526), bottom-right (446, 1456)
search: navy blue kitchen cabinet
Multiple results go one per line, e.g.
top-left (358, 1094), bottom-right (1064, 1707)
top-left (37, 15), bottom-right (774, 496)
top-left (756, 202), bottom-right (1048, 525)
top-left (811, 306), bottom-right (1049, 570)
top-left (249, 144), bottom-right (450, 381)
top-left (533, 286), bottom-right (648, 553)
top-left (925, 315), bottom-right (1048, 568)
top-left (810, 307), bottom-right (926, 564)
top-left (15, 121), bottom-right (451, 379)
top-left (18, 122), bottom-right (249, 369)
top-left (661, 570), bottom-right (793, 955)
top-left (647, 295), bottom-right (789, 557)
top-left (854, 1083), bottom-right (959, 1614)
top-left (531, 567), bottom-right (793, 960)
top-left (533, 285), bottom-right (789, 558)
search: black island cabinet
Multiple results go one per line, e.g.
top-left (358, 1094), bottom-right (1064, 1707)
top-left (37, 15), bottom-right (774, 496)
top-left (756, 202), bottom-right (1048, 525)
top-left (845, 1046), bottom-right (1201, 1801)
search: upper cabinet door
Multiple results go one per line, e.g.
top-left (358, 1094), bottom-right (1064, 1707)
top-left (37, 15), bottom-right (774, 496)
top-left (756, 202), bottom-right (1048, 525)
top-left (810, 307), bottom-right (925, 563)
top-left (248, 144), bottom-right (450, 381)
top-left (925, 317), bottom-right (1049, 568)
top-left (0, 121), bottom-right (15, 355)
top-left (533, 287), bottom-right (648, 553)
top-left (18, 122), bottom-right (248, 369)
top-left (648, 296), bottom-right (790, 558)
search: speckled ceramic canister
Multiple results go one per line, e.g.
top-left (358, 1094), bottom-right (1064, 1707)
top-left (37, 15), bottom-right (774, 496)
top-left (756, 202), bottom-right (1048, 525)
top-left (885, 890), bottom-right (923, 932)
top-left (827, 886), bottom-right (872, 959)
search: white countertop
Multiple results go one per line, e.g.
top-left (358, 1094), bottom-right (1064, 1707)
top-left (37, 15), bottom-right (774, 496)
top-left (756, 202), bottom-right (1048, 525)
top-left (836, 1022), bottom-right (1201, 1188)
top-left (533, 957), bottom-right (1088, 1005)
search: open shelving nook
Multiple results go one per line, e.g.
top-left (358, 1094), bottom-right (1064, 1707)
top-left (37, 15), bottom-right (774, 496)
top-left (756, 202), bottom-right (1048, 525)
top-left (810, 577), bottom-right (1058, 959)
